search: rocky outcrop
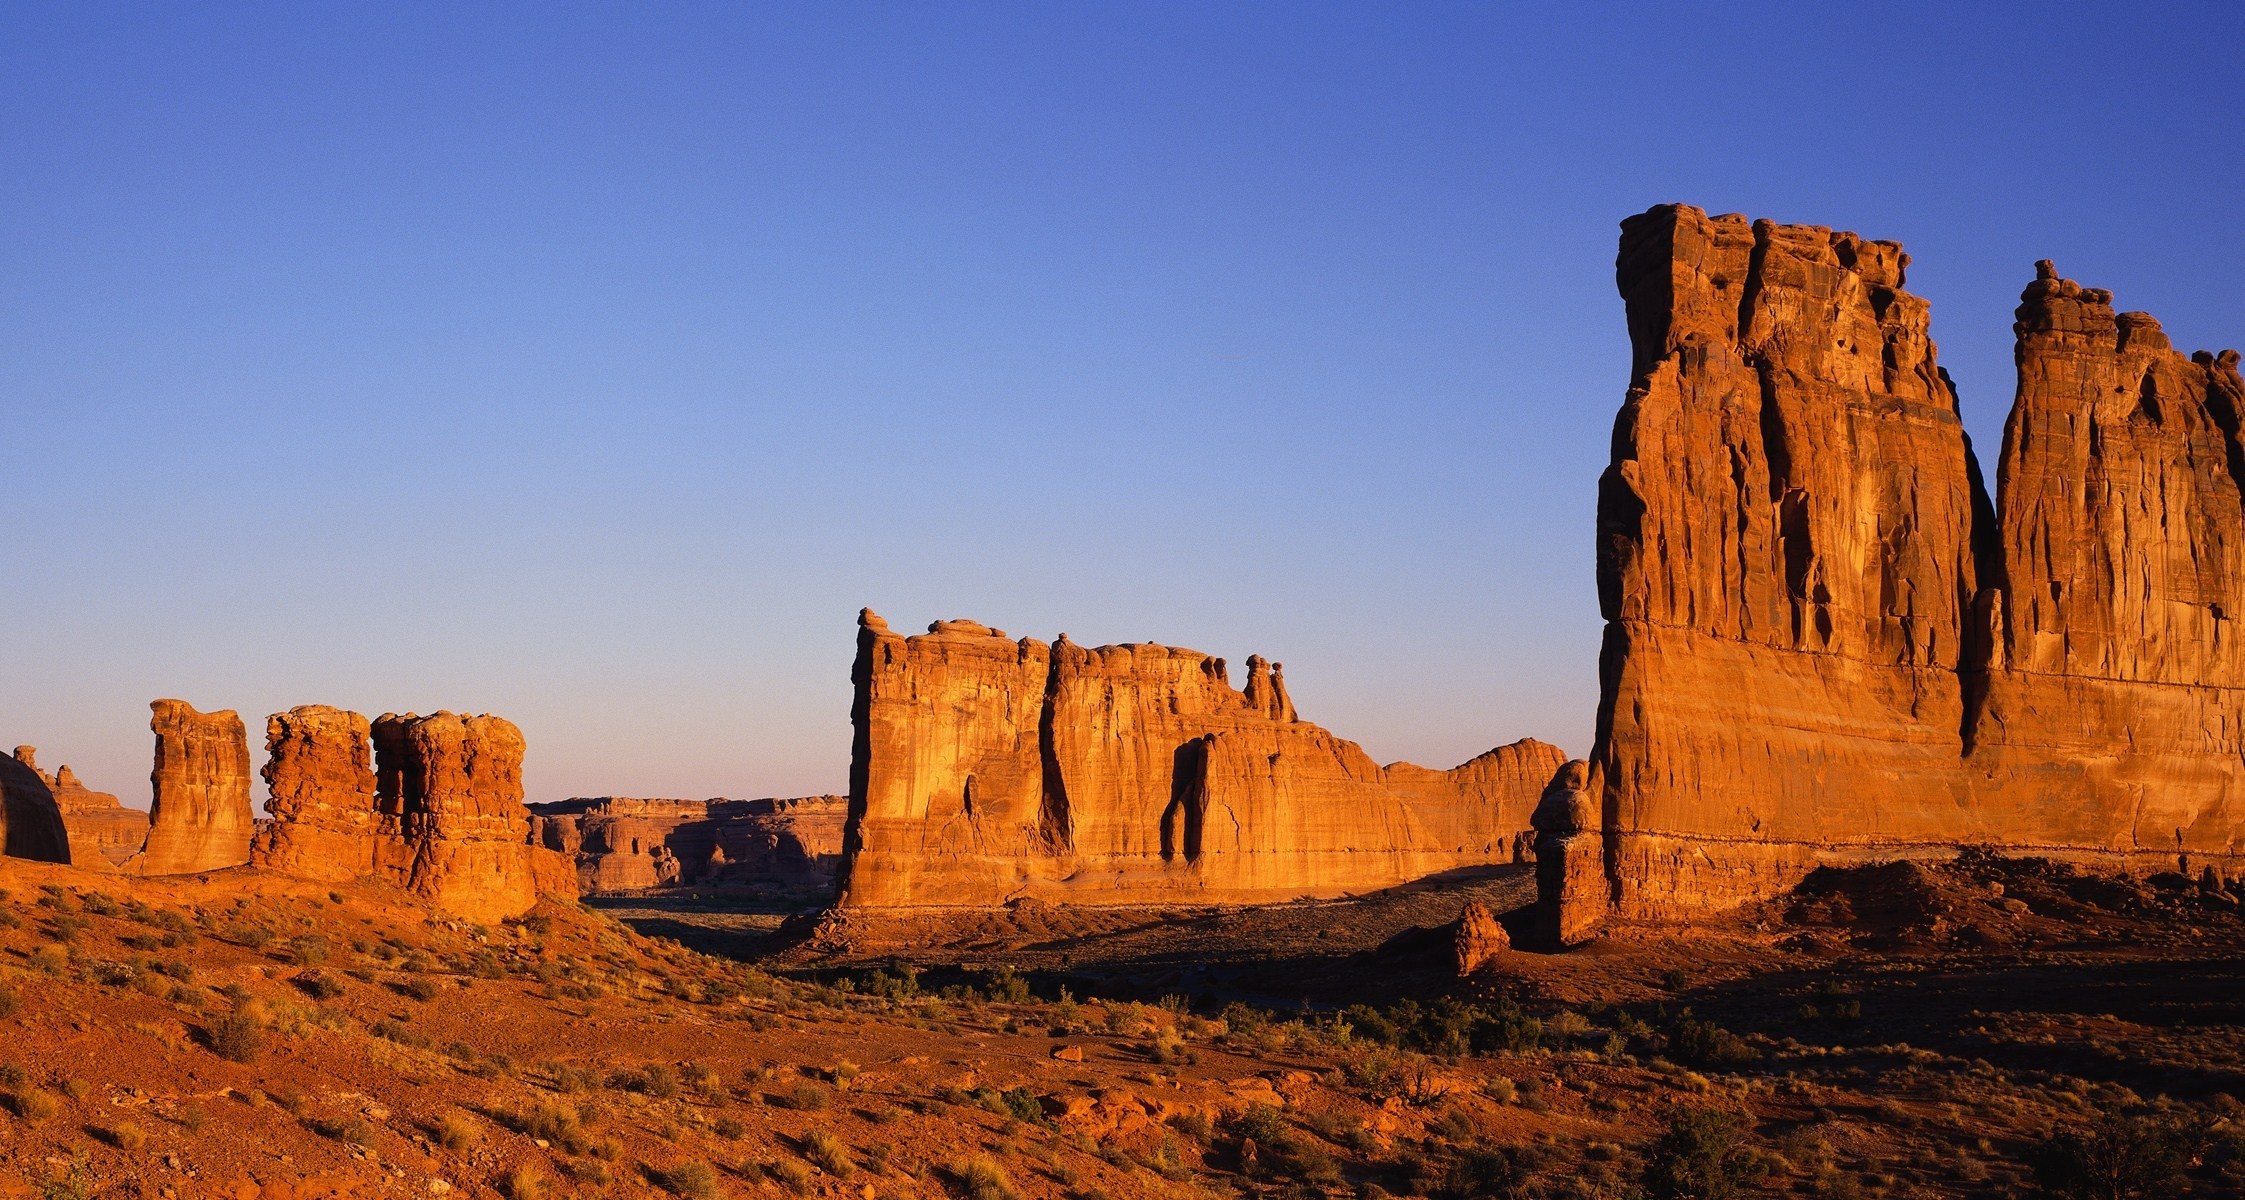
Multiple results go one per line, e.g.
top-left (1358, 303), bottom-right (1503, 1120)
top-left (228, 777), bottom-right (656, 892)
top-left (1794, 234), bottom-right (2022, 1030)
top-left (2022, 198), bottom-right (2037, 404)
top-left (27, 754), bottom-right (149, 868)
top-left (840, 609), bottom-right (1566, 908)
top-left (1531, 760), bottom-right (1607, 946)
top-left (1453, 899), bottom-right (1509, 975)
top-left (251, 707), bottom-right (573, 921)
top-left (530, 795), bottom-right (847, 896)
top-left (0, 748), bottom-right (77, 864)
top-left (132, 699), bottom-right (254, 875)
top-left (1551, 204), bottom-right (2245, 935)
top-left (255, 705), bottom-right (388, 881)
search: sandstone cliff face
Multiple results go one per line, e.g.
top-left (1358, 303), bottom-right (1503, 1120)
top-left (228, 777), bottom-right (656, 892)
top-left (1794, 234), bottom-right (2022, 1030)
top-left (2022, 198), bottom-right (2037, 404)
top-left (0, 748), bottom-right (77, 864)
top-left (840, 609), bottom-right (1565, 907)
top-left (26, 753), bottom-right (149, 868)
top-left (132, 699), bottom-right (254, 875)
top-left (529, 795), bottom-right (847, 896)
top-left (1969, 266), bottom-right (2245, 859)
top-left (1557, 204), bottom-right (2245, 933)
top-left (251, 707), bottom-right (573, 921)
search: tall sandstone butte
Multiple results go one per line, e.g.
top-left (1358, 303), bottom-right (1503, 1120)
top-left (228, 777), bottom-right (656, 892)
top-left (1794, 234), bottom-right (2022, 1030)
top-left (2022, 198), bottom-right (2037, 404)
top-left (252, 707), bottom-right (574, 922)
top-left (840, 609), bottom-right (1565, 907)
top-left (1555, 204), bottom-right (2245, 934)
top-left (132, 699), bottom-right (255, 875)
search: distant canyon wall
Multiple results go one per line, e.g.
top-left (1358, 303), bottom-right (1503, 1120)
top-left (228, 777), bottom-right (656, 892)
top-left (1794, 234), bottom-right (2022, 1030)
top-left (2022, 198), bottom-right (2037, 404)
top-left (840, 610), bottom-right (1565, 908)
top-left (1555, 203), bottom-right (2245, 933)
top-left (531, 794), bottom-right (847, 896)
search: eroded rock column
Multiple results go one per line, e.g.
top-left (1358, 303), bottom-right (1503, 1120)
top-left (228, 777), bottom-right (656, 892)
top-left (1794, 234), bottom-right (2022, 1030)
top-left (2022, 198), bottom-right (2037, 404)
top-left (133, 699), bottom-right (253, 874)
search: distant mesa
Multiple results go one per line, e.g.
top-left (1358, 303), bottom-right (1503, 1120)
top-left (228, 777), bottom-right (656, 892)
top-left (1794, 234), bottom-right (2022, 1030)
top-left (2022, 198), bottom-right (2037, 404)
top-left (1541, 203), bottom-right (2245, 942)
top-left (837, 608), bottom-right (1567, 908)
top-left (530, 794), bottom-right (847, 897)
top-left (38, 752), bottom-right (149, 869)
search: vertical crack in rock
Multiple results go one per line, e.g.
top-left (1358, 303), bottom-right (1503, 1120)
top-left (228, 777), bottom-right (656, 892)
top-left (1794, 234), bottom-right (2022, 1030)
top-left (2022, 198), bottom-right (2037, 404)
top-left (1547, 204), bottom-right (2245, 939)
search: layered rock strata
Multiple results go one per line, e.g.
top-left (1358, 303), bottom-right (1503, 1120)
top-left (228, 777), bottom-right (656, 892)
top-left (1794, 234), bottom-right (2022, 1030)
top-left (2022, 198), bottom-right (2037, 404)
top-left (24, 752), bottom-right (149, 868)
top-left (251, 707), bottom-right (573, 921)
top-left (131, 699), bottom-right (254, 875)
top-left (0, 748), bottom-right (76, 864)
top-left (530, 795), bottom-right (848, 895)
top-left (840, 610), bottom-right (1566, 907)
top-left (1556, 204), bottom-right (2245, 934)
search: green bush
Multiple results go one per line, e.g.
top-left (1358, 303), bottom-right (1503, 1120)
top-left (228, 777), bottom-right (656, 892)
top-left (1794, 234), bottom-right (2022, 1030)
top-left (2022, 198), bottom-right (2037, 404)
top-left (1642, 1105), bottom-right (1767, 1200)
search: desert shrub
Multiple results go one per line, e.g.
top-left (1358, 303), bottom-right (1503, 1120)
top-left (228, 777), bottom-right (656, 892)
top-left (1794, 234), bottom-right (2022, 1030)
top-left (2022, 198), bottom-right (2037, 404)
top-left (294, 971), bottom-right (346, 1001)
top-left (1484, 1077), bottom-right (1519, 1105)
top-left (0, 986), bottom-right (20, 1019)
top-left (1667, 1018), bottom-right (1758, 1071)
top-left (985, 967), bottom-right (1032, 1004)
top-left (1441, 1144), bottom-right (1540, 1199)
top-left (1169, 1110), bottom-right (1214, 1141)
top-left (769, 1160), bottom-right (814, 1194)
top-left (307, 1114), bottom-right (377, 1146)
top-left (512, 1101), bottom-right (589, 1153)
top-left (545, 1062), bottom-right (600, 1093)
top-left (101, 1121), bottom-right (148, 1150)
top-left (1430, 1106), bottom-right (1479, 1143)
top-left (398, 977), bottom-right (441, 1002)
top-left (499, 1167), bottom-right (548, 1200)
top-left (371, 1019), bottom-right (432, 1049)
top-left (431, 1111), bottom-right (480, 1151)
top-left (1641, 1105), bottom-right (1768, 1200)
top-left (652, 1159), bottom-right (720, 1199)
top-left (946, 1156), bottom-right (1022, 1200)
top-left (2031, 1112), bottom-right (2208, 1200)
top-left (5, 1087), bottom-right (58, 1123)
top-left (803, 1128), bottom-right (856, 1177)
top-left (284, 934), bottom-right (330, 966)
top-left (679, 1060), bottom-right (720, 1094)
top-left (207, 1013), bottom-right (266, 1064)
top-left (778, 1080), bottom-right (829, 1111)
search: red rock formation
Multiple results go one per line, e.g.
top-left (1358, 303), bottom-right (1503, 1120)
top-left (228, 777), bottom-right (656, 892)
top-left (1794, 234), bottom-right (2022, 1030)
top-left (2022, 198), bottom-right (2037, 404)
top-left (841, 609), bottom-right (1566, 907)
top-left (0, 748), bottom-right (77, 864)
top-left (251, 707), bottom-right (573, 921)
top-left (529, 795), bottom-right (847, 896)
top-left (31, 755), bottom-right (149, 869)
top-left (1551, 204), bottom-right (2245, 936)
top-left (1968, 265), bottom-right (2245, 863)
top-left (254, 705), bottom-right (388, 882)
top-left (132, 699), bottom-right (254, 875)
top-left (1531, 759), bottom-right (1607, 946)
top-left (1453, 899), bottom-right (1509, 975)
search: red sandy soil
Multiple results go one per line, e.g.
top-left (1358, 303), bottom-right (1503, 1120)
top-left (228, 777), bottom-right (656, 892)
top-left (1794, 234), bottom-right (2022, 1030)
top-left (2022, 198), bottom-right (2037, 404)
top-left (1, 853), bottom-right (2242, 1198)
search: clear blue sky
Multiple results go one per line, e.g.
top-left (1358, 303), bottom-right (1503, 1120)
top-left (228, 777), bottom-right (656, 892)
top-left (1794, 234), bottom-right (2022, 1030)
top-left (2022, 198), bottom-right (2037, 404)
top-left (5, 3), bottom-right (2239, 809)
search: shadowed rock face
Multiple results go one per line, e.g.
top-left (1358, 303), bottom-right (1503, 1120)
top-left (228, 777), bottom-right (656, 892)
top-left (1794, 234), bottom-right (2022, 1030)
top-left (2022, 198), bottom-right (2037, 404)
top-left (133, 699), bottom-right (253, 875)
top-left (0, 747), bottom-right (75, 864)
top-left (839, 610), bottom-right (1567, 908)
top-left (529, 795), bottom-right (847, 896)
top-left (251, 707), bottom-right (574, 921)
top-left (1560, 203), bottom-right (2245, 933)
